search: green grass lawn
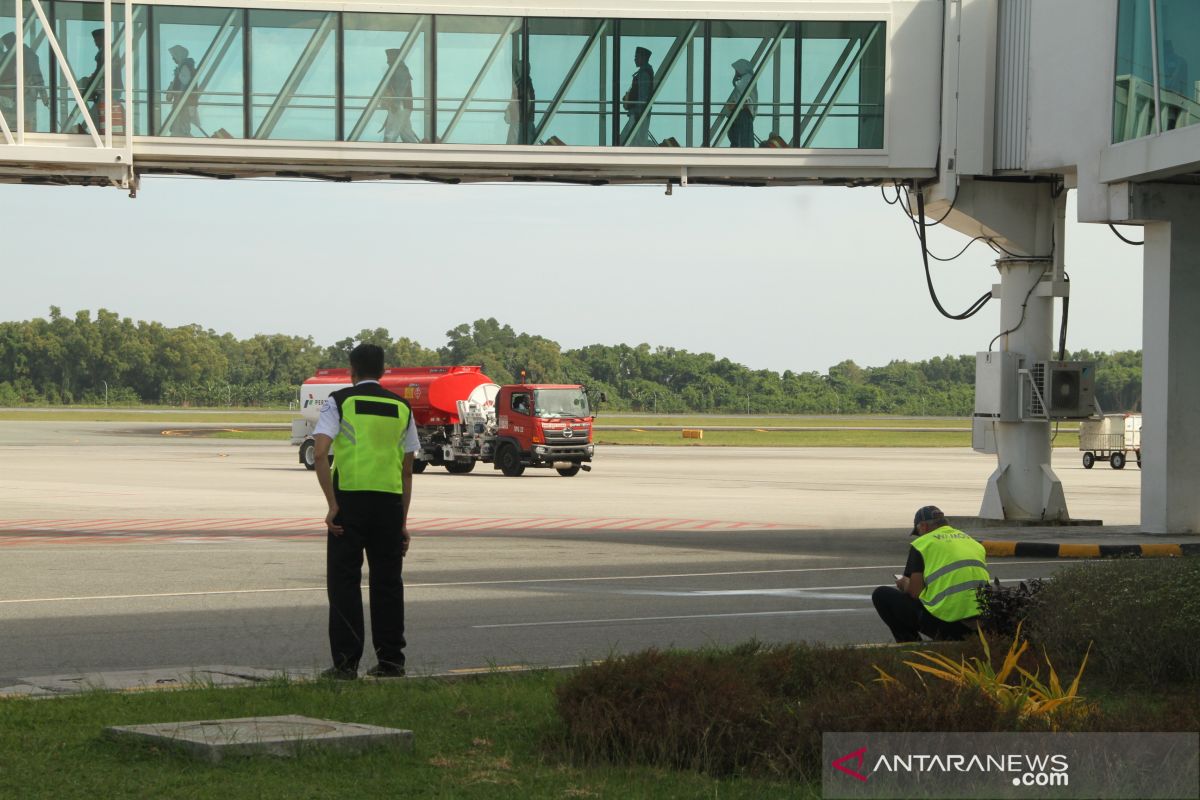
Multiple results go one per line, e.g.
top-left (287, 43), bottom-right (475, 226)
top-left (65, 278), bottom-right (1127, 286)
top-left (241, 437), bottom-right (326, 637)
top-left (0, 409), bottom-right (294, 423)
top-left (0, 672), bottom-right (809, 800)
top-left (595, 414), bottom-right (975, 428)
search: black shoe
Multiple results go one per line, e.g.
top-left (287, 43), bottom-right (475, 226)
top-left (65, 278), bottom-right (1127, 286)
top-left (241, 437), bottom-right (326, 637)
top-left (365, 663), bottom-right (406, 678)
top-left (320, 666), bottom-right (358, 681)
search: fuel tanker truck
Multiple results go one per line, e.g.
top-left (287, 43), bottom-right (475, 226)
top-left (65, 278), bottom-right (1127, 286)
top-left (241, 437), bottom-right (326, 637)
top-left (291, 366), bottom-right (596, 477)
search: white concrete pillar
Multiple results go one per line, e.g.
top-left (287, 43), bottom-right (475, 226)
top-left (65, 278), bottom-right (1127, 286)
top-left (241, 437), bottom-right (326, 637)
top-left (1140, 216), bottom-right (1200, 533)
top-left (980, 257), bottom-right (1069, 521)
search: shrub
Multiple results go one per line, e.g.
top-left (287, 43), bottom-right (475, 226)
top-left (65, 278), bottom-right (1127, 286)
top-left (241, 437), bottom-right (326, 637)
top-left (554, 641), bottom-right (1015, 781)
top-left (977, 578), bottom-right (1047, 637)
top-left (1024, 558), bottom-right (1200, 685)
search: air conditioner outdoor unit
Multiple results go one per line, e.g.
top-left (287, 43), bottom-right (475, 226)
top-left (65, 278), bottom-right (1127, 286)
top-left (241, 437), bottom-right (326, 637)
top-left (1028, 361), bottom-right (1096, 420)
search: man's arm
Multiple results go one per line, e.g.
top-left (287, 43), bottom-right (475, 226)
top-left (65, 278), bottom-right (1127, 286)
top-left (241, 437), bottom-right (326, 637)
top-left (313, 434), bottom-right (342, 535)
top-left (401, 452), bottom-right (413, 556)
top-left (904, 572), bottom-right (925, 599)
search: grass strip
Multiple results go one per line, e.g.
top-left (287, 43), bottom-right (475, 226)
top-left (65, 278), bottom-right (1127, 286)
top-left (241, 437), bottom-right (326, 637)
top-left (0, 672), bottom-right (807, 800)
top-left (597, 414), bottom-right (976, 428)
top-left (0, 410), bottom-right (293, 423)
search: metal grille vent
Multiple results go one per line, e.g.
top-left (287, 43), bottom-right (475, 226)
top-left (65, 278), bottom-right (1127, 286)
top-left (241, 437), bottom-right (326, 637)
top-left (1029, 362), bottom-right (1046, 416)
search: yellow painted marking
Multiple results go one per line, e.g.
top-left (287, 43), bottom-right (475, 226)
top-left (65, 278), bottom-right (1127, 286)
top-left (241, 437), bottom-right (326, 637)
top-left (1058, 544), bottom-right (1102, 558)
top-left (983, 541), bottom-right (1017, 557)
top-left (1140, 544), bottom-right (1184, 558)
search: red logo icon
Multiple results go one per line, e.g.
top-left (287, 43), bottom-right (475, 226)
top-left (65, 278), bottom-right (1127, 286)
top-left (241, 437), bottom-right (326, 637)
top-left (833, 746), bottom-right (869, 782)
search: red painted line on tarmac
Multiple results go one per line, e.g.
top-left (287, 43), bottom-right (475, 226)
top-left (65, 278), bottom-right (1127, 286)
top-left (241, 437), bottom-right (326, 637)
top-left (614, 518), bottom-right (666, 530)
top-left (651, 520), bottom-right (692, 530)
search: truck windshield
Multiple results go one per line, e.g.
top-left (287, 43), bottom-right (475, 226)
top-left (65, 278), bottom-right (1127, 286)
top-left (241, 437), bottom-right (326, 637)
top-left (534, 389), bottom-right (590, 418)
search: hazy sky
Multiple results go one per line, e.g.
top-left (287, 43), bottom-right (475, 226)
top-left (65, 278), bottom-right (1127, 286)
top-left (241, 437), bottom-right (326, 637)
top-left (0, 177), bottom-right (1144, 374)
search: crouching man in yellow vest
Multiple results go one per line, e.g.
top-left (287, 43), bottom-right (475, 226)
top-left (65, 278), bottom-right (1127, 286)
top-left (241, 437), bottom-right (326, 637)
top-left (313, 343), bottom-right (419, 679)
top-left (871, 505), bottom-right (990, 642)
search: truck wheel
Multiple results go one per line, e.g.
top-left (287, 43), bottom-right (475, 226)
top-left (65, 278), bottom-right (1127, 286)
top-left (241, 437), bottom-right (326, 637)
top-left (446, 461), bottom-right (476, 475)
top-left (1082, 452), bottom-right (1095, 469)
top-left (412, 460), bottom-right (426, 474)
top-left (1110, 451), bottom-right (1126, 470)
top-left (497, 445), bottom-right (525, 477)
top-left (556, 465), bottom-right (582, 477)
top-left (300, 440), bottom-right (316, 471)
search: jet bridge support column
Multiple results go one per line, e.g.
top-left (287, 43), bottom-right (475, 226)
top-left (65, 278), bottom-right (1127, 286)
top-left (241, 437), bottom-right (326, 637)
top-left (924, 177), bottom-right (1069, 522)
top-left (979, 257), bottom-right (1068, 521)
top-left (1132, 184), bottom-right (1200, 534)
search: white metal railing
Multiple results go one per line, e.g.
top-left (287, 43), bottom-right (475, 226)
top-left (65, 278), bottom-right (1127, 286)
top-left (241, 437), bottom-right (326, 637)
top-left (0, 0), bottom-right (134, 187)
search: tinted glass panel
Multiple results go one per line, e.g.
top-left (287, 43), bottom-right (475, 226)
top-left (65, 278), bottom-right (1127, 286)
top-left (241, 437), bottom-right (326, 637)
top-left (344, 12), bottom-right (429, 143)
top-left (153, 5), bottom-right (243, 137)
top-left (617, 18), bottom-right (702, 147)
top-left (528, 17), bottom-right (611, 146)
top-left (248, 9), bottom-right (335, 140)
top-left (436, 15), bottom-right (520, 144)
top-left (709, 20), bottom-right (795, 148)
top-left (1156, 0), bottom-right (1199, 135)
top-left (0, 1), bottom-right (53, 133)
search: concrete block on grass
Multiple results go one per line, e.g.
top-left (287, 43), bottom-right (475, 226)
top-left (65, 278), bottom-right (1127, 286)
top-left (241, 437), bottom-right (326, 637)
top-left (104, 714), bottom-right (414, 762)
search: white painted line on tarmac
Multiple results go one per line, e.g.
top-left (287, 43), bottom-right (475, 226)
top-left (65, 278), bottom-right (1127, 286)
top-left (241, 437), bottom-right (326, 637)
top-left (0, 562), bottom-right (1056, 605)
top-left (474, 607), bottom-right (877, 628)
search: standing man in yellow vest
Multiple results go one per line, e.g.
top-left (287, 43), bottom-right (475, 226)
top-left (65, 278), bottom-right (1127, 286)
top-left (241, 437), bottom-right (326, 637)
top-left (313, 343), bottom-right (419, 679)
top-left (871, 506), bottom-right (990, 642)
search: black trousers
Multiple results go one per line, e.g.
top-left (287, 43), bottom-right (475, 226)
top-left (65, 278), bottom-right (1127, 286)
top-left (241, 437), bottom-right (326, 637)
top-left (327, 493), bottom-right (406, 670)
top-left (871, 586), bottom-right (974, 643)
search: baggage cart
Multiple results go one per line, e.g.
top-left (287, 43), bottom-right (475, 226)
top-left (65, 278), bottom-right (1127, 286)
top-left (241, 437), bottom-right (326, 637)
top-left (1078, 413), bottom-right (1141, 470)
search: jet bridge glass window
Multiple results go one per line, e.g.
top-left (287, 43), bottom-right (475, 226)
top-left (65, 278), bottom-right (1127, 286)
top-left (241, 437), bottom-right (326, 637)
top-left (709, 20), bottom-right (796, 148)
top-left (1153, 0), bottom-right (1198, 136)
top-left (343, 12), bottom-right (430, 144)
top-left (152, 5), bottom-right (245, 138)
top-left (435, 14), bottom-right (521, 145)
top-left (616, 18), bottom-right (703, 148)
top-left (0, 0), bottom-right (54, 133)
top-left (527, 17), bottom-right (612, 147)
top-left (797, 21), bottom-right (885, 149)
top-left (53, 0), bottom-right (144, 135)
top-left (1113, 0), bottom-right (1199, 142)
top-left (248, 9), bottom-right (336, 141)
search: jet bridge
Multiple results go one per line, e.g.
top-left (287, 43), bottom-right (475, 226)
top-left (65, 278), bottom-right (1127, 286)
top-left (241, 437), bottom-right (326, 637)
top-left (0, 0), bottom-right (943, 188)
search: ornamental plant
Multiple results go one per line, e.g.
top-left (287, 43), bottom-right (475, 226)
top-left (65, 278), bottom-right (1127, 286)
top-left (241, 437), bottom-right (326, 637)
top-left (873, 623), bottom-right (1092, 730)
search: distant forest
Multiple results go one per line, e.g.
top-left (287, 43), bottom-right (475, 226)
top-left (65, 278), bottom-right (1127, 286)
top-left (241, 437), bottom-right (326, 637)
top-left (0, 308), bottom-right (1143, 415)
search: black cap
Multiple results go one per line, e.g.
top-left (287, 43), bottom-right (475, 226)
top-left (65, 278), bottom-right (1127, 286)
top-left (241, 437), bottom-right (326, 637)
top-left (911, 505), bottom-right (945, 536)
top-left (635, 46), bottom-right (651, 60)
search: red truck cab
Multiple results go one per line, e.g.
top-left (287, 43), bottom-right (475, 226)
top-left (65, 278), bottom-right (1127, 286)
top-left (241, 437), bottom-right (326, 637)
top-left (490, 384), bottom-right (595, 476)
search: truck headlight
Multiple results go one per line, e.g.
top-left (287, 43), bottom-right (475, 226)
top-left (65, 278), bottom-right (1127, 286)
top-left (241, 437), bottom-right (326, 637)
top-left (586, 445), bottom-right (594, 456)
top-left (535, 446), bottom-right (548, 455)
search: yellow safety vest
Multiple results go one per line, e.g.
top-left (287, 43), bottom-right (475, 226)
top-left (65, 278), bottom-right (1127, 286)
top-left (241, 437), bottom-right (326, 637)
top-left (911, 525), bottom-right (989, 622)
top-left (332, 387), bottom-right (410, 495)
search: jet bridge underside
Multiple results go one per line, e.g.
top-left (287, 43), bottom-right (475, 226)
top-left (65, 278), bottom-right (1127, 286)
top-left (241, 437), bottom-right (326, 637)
top-left (0, 0), bottom-right (943, 188)
top-left (123, 142), bottom-right (935, 187)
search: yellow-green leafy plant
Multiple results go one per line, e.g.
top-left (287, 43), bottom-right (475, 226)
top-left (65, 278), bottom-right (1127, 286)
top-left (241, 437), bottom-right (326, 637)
top-left (873, 624), bottom-right (1092, 729)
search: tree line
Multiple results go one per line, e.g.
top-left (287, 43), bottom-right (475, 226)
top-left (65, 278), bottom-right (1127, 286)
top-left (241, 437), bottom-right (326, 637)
top-left (0, 308), bottom-right (1143, 414)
